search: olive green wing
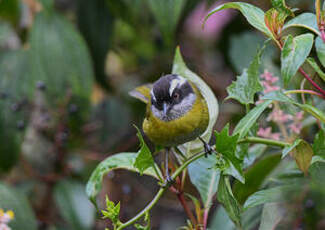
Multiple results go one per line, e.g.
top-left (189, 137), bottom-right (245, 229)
top-left (128, 84), bottom-right (152, 104)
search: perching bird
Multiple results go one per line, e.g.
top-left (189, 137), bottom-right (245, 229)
top-left (130, 74), bottom-right (210, 183)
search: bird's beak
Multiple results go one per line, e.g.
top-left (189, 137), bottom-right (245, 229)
top-left (163, 102), bottom-right (168, 116)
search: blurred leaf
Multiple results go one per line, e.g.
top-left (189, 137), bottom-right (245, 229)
top-left (0, 21), bottom-right (20, 51)
top-left (298, 103), bottom-right (325, 123)
top-left (258, 203), bottom-right (284, 230)
top-left (217, 175), bottom-right (242, 228)
top-left (54, 180), bottom-right (95, 230)
top-left (205, 2), bottom-right (274, 40)
top-left (313, 128), bottom-right (325, 157)
top-left (209, 206), bottom-right (235, 230)
top-left (0, 0), bottom-right (20, 26)
top-left (234, 154), bottom-right (281, 205)
top-left (0, 183), bottom-right (37, 230)
top-left (133, 126), bottom-right (155, 175)
top-left (243, 185), bottom-right (293, 210)
top-left (306, 57), bottom-right (325, 82)
top-left (147, 0), bottom-right (186, 45)
top-left (86, 153), bottom-right (160, 205)
top-left (226, 46), bottom-right (264, 105)
top-left (172, 47), bottom-right (218, 154)
top-left (29, 5), bottom-right (94, 107)
top-left (283, 13), bottom-right (319, 36)
top-left (233, 100), bottom-right (273, 139)
top-left (242, 144), bottom-right (268, 169)
top-left (77, 0), bottom-right (113, 90)
top-left (293, 140), bottom-right (313, 175)
top-left (315, 36), bottom-right (325, 68)
top-left (281, 33), bottom-right (314, 87)
top-left (309, 161), bottom-right (325, 186)
top-left (188, 154), bottom-right (220, 208)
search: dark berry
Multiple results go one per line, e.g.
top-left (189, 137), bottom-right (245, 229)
top-left (16, 120), bottom-right (25, 130)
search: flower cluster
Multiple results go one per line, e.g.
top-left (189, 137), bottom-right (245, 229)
top-left (0, 209), bottom-right (14, 230)
top-left (257, 70), bottom-right (304, 140)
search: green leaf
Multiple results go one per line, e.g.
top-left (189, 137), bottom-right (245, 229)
top-left (102, 195), bottom-right (120, 225)
top-left (133, 126), bottom-right (155, 174)
top-left (258, 203), bottom-right (284, 230)
top-left (233, 100), bottom-right (273, 139)
top-left (77, 0), bottom-right (114, 90)
top-left (282, 139), bottom-right (302, 158)
top-left (147, 0), bottom-right (186, 45)
top-left (234, 154), bottom-right (282, 205)
top-left (0, 183), bottom-right (37, 230)
top-left (226, 46), bottom-right (264, 105)
top-left (0, 0), bottom-right (20, 26)
top-left (172, 47), bottom-right (219, 154)
top-left (215, 124), bottom-right (244, 183)
top-left (86, 153), bottom-right (161, 205)
top-left (209, 206), bottom-right (236, 230)
top-left (243, 144), bottom-right (268, 169)
top-left (281, 33), bottom-right (314, 86)
top-left (313, 128), bottom-right (325, 157)
top-left (271, 0), bottom-right (293, 16)
top-left (283, 13), bottom-right (319, 36)
top-left (292, 140), bottom-right (313, 175)
top-left (315, 36), bottom-right (325, 68)
top-left (29, 6), bottom-right (94, 106)
top-left (306, 57), bottom-right (325, 82)
top-left (205, 2), bottom-right (274, 40)
top-left (243, 185), bottom-right (293, 210)
top-left (188, 154), bottom-right (220, 208)
top-left (217, 175), bottom-right (242, 227)
top-left (298, 104), bottom-right (325, 123)
top-left (54, 180), bottom-right (95, 230)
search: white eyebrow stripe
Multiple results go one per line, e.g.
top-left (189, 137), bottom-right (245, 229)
top-left (150, 89), bottom-right (156, 101)
top-left (169, 79), bottom-right (179, 96)
top-left (177, 76), bottom-right (187, 86)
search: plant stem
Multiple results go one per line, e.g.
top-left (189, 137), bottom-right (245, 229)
top-left (285, 89), bottom-right (325, 99)
top-left (177, 191), bottom-right (197, 227)
top-left (116, 151), bottom-right (206, 230)
top-left (298, 68), bottom-right (325, 97)
top-left (238, 136), bottom-right (290, 147)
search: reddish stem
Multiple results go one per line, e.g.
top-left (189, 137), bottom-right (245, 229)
top-left (203, 208), bottom-right (209, 230)
top-left (176, 191), bottom-right (198, 228)
top-left (298, 68), bottom-right (325, 96)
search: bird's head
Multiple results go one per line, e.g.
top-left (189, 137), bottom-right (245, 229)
top-left (150, 74), bottom-right (196, 121)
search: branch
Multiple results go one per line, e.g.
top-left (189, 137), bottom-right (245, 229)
top-left (298, 68), bottom-right (325, 97)
top-left (238, 137), bottom-right (290, 147)
top-left (116, 150), bottom-right (206, 230)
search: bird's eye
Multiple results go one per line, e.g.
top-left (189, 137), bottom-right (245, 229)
top-left (173, 93), bottom-right (179, 100)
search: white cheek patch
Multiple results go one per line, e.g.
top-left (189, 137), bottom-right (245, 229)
top-left (169, 76), bottom-right (187, 96)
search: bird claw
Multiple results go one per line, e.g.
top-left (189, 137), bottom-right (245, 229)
top-left (199, 137), bottom-right (215, 157)
top-left (159, 176), bottom-right (175, 188)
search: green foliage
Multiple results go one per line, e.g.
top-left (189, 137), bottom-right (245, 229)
top-left (226, 46), bottom-right (264, 105)
top-left (313, 129), bottom-right (325, 158)
top-left (307, 57), bottom-right (325, 82)
top-left (281, 34), bottom-right (314, 86)
top-left (102, 195), bottom-right (121, 226)
top-left (259, 203), bottom-right (284, 230)
top-left (0, 183), bottom-right (37, 230)
top-left (133, 126), bottom-right (155, 175)
top-left (217, 176), bottom-right (242, 228)
top-left (283, 13), bottom-right (319, 35)
top-left (315, 36), bottom-right (325, 68)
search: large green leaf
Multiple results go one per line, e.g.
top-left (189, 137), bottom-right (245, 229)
top-left (283, 13), bottom-right (319, 36)
top-left (54, 180), bottom-right (95, 230)
top-left (226, 46), bottom-right (263, 105)
top-left (172, 47), bottom-right (218, 155)
top-left (0, 183), bottom-right (37, 230)
top-left (188, 154), bottom-right (220, 208)
top-left (233, 154), bottom-right (281, 205)
top-left (29, 5), bottom-right (94, 106)
top-left (306, 57), bottom-right (325, 82)
top-left (233, 100), bottom-right (273, 139)
top-left (209, 206), bottom-right (235, 230)
top-left (217, 175), bottom-right (242, 227)
top-left (148, 0), bottom-right (186, 45)
top-left (243, 185), bottom-right (293, 210)
top-left (86, 153), bottom-right (160, 205)
top-left (281, 33), bottom-right (314, 86)
top-left (77, 0), bottom-right (113, 90)
top-left (315, 36), bottom-right (325, 68)
top-left (205, 2), bottom-right (274, 39)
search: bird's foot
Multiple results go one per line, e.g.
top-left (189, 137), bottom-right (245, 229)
top-left (159, 175), bottom-right (175, 188)
top-left (199, 137), bottom-right (215, 157)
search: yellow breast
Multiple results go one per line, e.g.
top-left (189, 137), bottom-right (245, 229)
top-left (142, 84), bottom-right (209, 147)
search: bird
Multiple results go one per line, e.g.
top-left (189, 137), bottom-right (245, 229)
top-left (130, 74), bottom-right (210, 183)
